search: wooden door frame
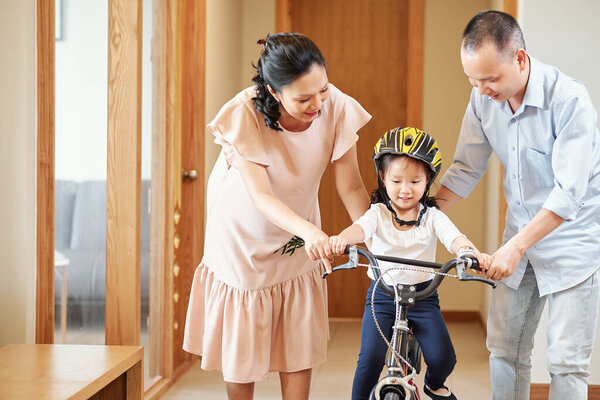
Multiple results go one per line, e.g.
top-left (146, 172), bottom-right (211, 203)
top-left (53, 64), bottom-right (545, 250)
top-left (36, 0), bottom-right (146, 346)
top-left (36, 0), bottom-right (205, 394)
top-left (36, 0), bottom-right (56, 344)
top-left (105, 0), bottom-right (143, 347)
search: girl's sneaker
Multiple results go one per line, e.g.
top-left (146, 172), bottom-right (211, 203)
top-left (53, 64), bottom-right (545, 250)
top-left (423, 384), bottom-right (457, 400)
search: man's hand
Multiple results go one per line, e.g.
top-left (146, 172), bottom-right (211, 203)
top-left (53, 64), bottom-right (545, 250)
top-left (486, 241), bottom-right (524, 281)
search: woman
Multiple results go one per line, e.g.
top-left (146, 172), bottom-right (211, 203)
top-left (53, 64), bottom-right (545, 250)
top-left (183, 33), bottom-right (371, 400)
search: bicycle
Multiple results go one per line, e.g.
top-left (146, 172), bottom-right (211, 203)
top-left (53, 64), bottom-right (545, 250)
top-left (323, 245), bottom-right (496, 400)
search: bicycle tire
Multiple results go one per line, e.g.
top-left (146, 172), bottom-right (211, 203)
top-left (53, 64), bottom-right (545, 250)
top-left (383, 392), bottom-right (401, 400)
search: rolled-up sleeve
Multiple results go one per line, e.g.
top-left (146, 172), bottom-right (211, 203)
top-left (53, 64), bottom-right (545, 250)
top-left (542, 94), bottom-right (595, 220)
top-left (440, 91), bottom-right (493, 198)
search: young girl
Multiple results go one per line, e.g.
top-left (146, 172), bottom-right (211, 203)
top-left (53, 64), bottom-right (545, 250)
top-left (330, 127), bottom-right (490, 400)
top-left (183, 33), bottom-right (371, 400)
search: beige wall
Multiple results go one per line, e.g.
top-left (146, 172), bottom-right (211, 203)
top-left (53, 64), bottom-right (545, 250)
top-left (423, 0), bottom-right (497, 312)
top-left (0, 0), bottom-right (37, 345)
top-left (204, 0), bottom-right (275, 185)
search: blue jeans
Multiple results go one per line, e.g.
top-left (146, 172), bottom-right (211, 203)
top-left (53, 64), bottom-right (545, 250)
top-left (487, 264), bottom-right (600, 400)
top-left (352, 280), bottom-right (456, 400)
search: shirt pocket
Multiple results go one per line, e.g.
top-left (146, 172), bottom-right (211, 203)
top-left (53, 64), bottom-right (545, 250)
top-left (524, 147), bottom-right (555, 188)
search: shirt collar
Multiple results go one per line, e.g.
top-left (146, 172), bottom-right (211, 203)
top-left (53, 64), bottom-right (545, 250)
top-left (521, 55), bottom-right (545, 110)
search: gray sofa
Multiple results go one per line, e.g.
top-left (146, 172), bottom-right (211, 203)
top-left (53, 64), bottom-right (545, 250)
top-left (55, 179), bottom-right (151, 330)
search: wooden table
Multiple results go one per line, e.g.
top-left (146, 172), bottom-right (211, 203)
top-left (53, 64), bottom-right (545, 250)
top-left (0, 344), bottom-right (143, 399)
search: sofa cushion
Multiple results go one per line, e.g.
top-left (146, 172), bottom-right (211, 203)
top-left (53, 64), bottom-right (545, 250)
top-left (70, 181), bottom-right (106, 251)
top-left (55, 180), bottom-right (79, 251)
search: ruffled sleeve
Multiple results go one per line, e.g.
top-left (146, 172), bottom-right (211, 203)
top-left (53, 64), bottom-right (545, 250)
top-left (207, 88), bottom-right (270, 166)
top-left (330, 86), bottom-right (372, 162)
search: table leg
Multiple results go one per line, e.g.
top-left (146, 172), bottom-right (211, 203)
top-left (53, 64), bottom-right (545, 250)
top-left (60, 265), bottom-right (67, 343)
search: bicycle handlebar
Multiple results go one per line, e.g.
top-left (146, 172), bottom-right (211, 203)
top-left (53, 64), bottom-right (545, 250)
top-left (323, 246), bottom-right (496, 301)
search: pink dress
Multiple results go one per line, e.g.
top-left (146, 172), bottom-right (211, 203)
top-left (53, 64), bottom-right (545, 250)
top-left (183, 84), bottom-right (371, 383)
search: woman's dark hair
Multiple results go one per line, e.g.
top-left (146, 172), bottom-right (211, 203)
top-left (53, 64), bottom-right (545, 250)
top-left (252, 33), bottom-right (326, 131)
top-left (370, 154), bottom-right (438, 208)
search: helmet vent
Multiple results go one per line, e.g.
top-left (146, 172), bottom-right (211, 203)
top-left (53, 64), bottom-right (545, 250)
top-left (404, 137), bottom-right (413, 146)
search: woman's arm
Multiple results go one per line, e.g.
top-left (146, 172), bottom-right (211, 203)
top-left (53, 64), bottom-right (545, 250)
top-left (333, 145), bottom-right (370, 221)
top-left (225, 144), bottom-right (334, 271)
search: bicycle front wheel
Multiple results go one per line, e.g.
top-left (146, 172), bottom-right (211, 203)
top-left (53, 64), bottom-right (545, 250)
top-left (383, 392), bottom-right (401, 400)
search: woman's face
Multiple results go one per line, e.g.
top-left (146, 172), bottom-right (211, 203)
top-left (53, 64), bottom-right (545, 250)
top-left (270, 64), bottom-right (330, 127)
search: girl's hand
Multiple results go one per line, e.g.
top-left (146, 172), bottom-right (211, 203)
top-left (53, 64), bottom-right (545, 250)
top-left (329, 235), bottom-right (348, 256)
top-left (476, 252), bottom-right (492, 272)
top-left (304, 228), bottom-right (334, 273)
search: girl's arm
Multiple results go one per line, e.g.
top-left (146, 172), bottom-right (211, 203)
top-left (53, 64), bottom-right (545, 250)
top-left (450, 235), bottom-right (478, 253)
top-left (330, 224), bottom-right (365, 256)
top-left (225, 144), bottom-right (334, 271)
top-left (333, 145), bottom-right (370, 221)
top-left (433, 208), bottom-right (491, 270)
top-left (450, 236), bottom-right (492, 271)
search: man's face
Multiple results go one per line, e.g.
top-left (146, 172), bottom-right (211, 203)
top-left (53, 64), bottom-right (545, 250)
top-left (461, 41), bottom-right (525, 104)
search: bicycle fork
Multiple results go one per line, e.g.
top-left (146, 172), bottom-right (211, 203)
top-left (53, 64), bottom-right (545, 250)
top-left (370, 305), bottom-right (420, 400)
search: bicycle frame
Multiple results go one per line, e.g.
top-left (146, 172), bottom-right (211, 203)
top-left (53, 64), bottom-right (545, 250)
top-left (324, 246), bottom-right (496, 400)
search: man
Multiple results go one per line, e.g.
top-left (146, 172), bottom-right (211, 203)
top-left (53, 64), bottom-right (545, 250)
top-left (436, 10), bottom-right (600, 400)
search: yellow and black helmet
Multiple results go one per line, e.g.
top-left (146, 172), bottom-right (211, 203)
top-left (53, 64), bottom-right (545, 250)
top-left (373, 127), bottom-right (442, 180)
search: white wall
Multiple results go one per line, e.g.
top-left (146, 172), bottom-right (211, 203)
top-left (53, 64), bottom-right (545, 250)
top-left (0, 0), bottom-right (37, 345)
top-left (55, 0), bottom-right (153, 181)
top-left (519, 0), bottom-right (600, 385)
top-left (54, 1), bottom-right (107, 181)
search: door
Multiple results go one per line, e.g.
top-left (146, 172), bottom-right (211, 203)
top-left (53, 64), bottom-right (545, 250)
top-left (278, 0), bottom-right (424, 317)
top-left (36, 0), bottom-right (205, 393)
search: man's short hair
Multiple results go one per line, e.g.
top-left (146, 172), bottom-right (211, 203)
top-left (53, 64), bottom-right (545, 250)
top-left (462, 10), bottom-right (526, 60)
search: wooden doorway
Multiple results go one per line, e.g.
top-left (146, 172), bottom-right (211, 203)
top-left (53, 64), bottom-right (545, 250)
top-left (277, 0), bottom-right (424, 317)
top-left (35, 0), bottom-right (205, 396)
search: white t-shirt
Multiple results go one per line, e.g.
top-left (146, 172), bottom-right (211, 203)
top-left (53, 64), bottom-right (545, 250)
top-left (354, 203), bottom-right (465, 285)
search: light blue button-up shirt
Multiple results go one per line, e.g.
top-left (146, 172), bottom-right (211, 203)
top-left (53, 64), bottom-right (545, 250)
top-left (441, 56), bottom-right (600, 296)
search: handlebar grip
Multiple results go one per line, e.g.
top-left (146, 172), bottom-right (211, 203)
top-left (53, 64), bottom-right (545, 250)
top-left (469, 257), bottom-right (482, 271)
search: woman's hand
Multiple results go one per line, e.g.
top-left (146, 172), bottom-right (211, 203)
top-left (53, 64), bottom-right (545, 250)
top-left (304, 228), bottom-right (334, 273)
top-left (329, 235), bottom-right (348, 256)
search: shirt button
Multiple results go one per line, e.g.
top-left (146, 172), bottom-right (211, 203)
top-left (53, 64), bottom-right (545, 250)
top-left (512, 174), bottom-right (516, 179)
top-left (516, 201), bottom-right (521, 206)
top-left (512, 146), bottom-right (516, 151)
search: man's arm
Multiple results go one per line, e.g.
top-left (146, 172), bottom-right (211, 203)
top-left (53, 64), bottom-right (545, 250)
top-left (487, 208), bottom-right (565, 281)
top-left (435, 185), bottom-right (464, 213)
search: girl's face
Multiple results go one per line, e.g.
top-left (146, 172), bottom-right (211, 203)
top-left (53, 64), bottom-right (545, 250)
top-left (382, 156), bottom-right (428, 216)
top-left (269, 64), bottom-right (330, 129)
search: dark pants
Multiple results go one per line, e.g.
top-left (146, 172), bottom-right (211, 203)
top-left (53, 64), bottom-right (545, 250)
top-left (351, 280), bottom-right (457, 400)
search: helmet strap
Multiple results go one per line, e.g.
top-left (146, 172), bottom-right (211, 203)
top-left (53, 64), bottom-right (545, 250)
top-left (378, 178), bottom-right (429, 227)
top-left (387, 200), bottom-right (428, 227)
